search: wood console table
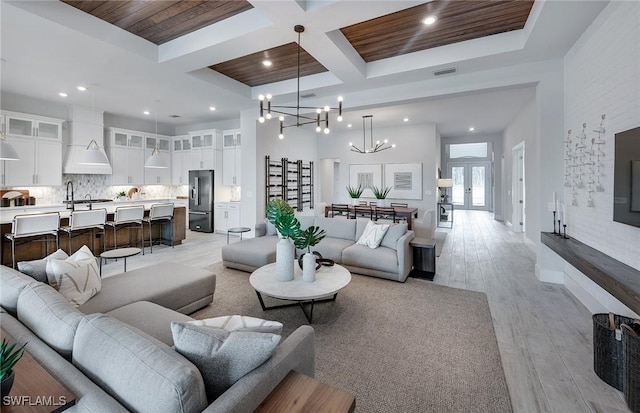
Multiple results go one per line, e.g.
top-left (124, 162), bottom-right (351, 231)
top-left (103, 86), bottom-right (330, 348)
top-left (1, 330), bottom-right (76, 412)
top-left (541, 232), bottom-right (640, 315)
top-left (255, 371), bottom-right (355, 413)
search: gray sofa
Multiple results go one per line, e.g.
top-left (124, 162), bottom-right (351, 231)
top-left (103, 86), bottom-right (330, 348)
top-left (222, 216), bottom-right (414, 282)
top-left (0, 263), bottom-right (315, 413)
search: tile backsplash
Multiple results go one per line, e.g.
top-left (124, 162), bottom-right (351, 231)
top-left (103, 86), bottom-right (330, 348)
top-left (10, 174), bottom-right (188, 205)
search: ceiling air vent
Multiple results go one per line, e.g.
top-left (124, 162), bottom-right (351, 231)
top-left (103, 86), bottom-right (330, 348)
top-left (169, 114), bottom-right (181, 118)
top-left (433, 67), bottom-right (457, 76)
top-left (300, 93), bottom-right (316, 99)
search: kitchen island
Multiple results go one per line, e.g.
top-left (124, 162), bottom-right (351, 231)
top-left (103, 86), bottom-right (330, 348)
top-left (0, 199), bottom-right (187, 267)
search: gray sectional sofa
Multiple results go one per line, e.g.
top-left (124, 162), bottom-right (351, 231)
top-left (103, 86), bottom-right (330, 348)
top-left (222, 216), bottom-right (415, 282)
top-left (0, 262), bottom-right (315, 413)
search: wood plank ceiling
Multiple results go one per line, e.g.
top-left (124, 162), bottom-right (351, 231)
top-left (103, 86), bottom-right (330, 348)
top-left (211, 0), bottom-right (533, 87)
top-left (341, 0), bottom-right (535, 63)
top-left (61, 0), bottom-right (253, 45)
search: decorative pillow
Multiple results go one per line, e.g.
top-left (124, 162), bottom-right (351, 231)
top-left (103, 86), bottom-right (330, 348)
top-left (171, 322), bottom-right (280, 400)
top-left (46, 245), bottom-right (101, 307)
top-left (380, 223), bottom-right (408, 250)
top-left (188, 315), bottom-right (283, 335)
top-left (17, 249), bottom-right (69, 283)
top-left (356, 220), bottom-right (390, 249)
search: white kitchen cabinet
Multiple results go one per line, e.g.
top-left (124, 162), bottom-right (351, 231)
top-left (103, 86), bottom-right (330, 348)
top-left (189, 130), bottom-right (220, 170)
top-left (171, 136), bottom-right (191, 185)
top-left (1, 111), bottom-right (63, 186)
top-left (214, 202), bottom-right (241, 233)
top-left (222, 129), bottom-right (241, 186)
top-left (107, 128), bottom-right (145, 185)
top-left (144, 136), bottom-right (171, 185)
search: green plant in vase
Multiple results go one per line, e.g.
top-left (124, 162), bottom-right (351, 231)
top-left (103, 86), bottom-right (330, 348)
top-left (371, 185), bottom-right (392, 206)
top-left (294, 225), bottom-right (326, 281)
top-left (266, 198), bottom-right (301, 282)
top-left (346, 185), bottom-right (364, 205)
top-left (1, 338), bottom-right (26, 398)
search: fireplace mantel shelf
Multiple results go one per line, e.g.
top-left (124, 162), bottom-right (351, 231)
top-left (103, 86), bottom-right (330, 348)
top-left (541, 232), bottom-right (640, 316)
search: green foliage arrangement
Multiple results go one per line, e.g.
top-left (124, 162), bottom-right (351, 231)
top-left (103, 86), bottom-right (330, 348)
top-left (346, 185), bottom-right (364, 199)
top-left (115, 190), bottom-right (127, 198)
top-left (294, 225), bottom-right (326, 253)
top-left (266, 199), bottom-right (301, 239)
top-left (1, 338), bottom-right (26, 380)
top-left (371, 185), bottom-right (392, 199)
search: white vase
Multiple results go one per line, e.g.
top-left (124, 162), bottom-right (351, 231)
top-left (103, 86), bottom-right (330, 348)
top-left (351, 198), bottom-right (360, 206)
top-left (302, 252), bottom-right (316, 282)
top-left (275, 238), bottom-right (295, 282)
top-left (377, 199), bottom-right (386, 207)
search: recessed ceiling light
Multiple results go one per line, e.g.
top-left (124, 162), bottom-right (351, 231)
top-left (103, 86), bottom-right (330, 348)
top-left (77, 86), bottom-right (87, 91)
top-left (143, 111), bottom-right (150, 115)
top-left (403, 118), bottom-right (409, 122)
top-left (422, 15), bottom-right (437, 25)
top-left (209, 106), bottom-right (216, 111)
top-left (469, 127), bottom-right (475, 132)
top-left (347, 124), bottom-right (352, 128)
top-left (58, 92), bottom-right (68, 97)
top-left (262, 60), bottom-right (272, 67)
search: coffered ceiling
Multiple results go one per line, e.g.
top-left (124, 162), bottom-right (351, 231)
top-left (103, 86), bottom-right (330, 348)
top-left (0, 0), bottom-right (609, 135)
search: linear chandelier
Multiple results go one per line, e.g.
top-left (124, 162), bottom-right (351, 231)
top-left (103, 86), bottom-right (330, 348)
top-left (258, 25), bottom-right (343, 139)
top-left (349, 115), bottom-right (396, 153)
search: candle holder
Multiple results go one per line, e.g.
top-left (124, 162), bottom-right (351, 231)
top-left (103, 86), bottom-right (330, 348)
top-left (557, 220), bottom-right (562, 236)
top-left (563, 224), bottom-right (569, 239)
top-left (553, 211), bottom-right (557, 234)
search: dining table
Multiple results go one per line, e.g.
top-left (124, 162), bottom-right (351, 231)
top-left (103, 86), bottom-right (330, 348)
top-left (323, 205), bottom-right (419, 230)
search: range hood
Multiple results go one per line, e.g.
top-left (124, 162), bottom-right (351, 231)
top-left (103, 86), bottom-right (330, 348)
top-left (63, 106), bottom-right (112, 174)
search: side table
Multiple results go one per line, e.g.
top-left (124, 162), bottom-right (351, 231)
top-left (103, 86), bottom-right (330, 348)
top-left (227, 227), bottom-right (251, 244)
top-left (99, 247), bottom-right (141, 276)
top-left (410, 237), bottom-right (436, 281)
top-left (437, 202), bottom-right (453, 228)
top-left (255, 371), bottom-right (355, 413)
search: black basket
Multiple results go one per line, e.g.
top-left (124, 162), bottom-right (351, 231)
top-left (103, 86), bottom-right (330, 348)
top-left (593, 313), bottom-right (636, 390)
top-left (622, 323), bottom-right (640, 413)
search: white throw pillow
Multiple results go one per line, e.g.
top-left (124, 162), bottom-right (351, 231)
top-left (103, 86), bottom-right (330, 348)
top-left (46, 245), bottom-right (101, 307)
top-left (189, 315), bottom-right (283, 335)
top-left (356, 220), bottom-right (390, 249)
top-left (171, 322), bottom-right (280, 400)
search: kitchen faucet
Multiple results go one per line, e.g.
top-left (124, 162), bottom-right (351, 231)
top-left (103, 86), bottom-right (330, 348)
top-left (84, 193), bottom-right (93, 210)
top-left (66, 181), bottom-right (74, 211)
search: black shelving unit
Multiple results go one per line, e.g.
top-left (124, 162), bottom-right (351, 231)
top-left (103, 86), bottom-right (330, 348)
top-left (265, 156), bottom-right (314, 212)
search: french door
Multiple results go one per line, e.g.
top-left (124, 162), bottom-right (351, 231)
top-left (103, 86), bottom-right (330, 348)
top-left (448, 162), bottom-right (491, 210)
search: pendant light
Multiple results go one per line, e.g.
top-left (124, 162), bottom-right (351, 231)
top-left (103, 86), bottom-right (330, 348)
top-left (79, 91), bottom-right (110, 165)
top-left (0, 131), bottom-right (20, 160)
top-left (145, 107), bottom-right (168, 168)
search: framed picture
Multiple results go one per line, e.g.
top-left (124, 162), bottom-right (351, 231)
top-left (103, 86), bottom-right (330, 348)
top-left (384, 163), bottom-right (422, 200)
top-left (349, 164), bottom-right (382, 198)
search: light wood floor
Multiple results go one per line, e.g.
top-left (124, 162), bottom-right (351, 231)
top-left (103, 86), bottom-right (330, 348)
top-left (102, 211), bottom-right (631, 413)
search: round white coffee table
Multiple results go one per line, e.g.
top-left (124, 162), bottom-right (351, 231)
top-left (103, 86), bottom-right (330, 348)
top-left (249, 262), bottom-right (351, 323)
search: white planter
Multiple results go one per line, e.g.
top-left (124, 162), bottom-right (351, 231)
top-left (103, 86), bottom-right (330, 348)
top-left (275, 238), bottom-right (295, 282)
top-left (376, 199), bottom-right (387, 207)
top-left (351, 198), bottom-right (360, 206)
top-left (302, 252), bottom-right (316, 282)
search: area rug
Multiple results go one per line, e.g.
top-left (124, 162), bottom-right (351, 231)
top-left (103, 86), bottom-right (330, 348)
top-left (434, 230), bottom-right (448, 256)
top-left (194, 263), bottom-right (512, 413)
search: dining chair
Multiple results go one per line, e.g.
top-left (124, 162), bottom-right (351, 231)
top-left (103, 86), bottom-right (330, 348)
top-left (143, 203), bottom-right (174, 253)
top-left (59, 208), bottom-right (107, 254)
top-left (104, 205), bottom-right (145, 253)
top-left (5, 212), bottom-right (60, 269)
top-left (390, 203), bottom-right (409, 223)
top-left (375, 207), bottom-right (396, 223)
top-left (330, 204), bottom-right (350, 218)
top-left (351, 205), bottom-right (373, 220)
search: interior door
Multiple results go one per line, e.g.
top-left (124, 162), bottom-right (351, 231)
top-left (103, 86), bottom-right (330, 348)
top-left (448, 162), bottom-right (491, 210)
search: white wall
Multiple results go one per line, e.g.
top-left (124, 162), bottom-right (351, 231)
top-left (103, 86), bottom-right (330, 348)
top-left (502, 98), bottom-right (536, 232)
top-left (317, 123), bottom-right (438, 216)
top-left (542, 1), bottom-right (640, 317)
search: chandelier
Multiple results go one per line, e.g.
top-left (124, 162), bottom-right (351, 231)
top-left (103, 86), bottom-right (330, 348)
top-left (258, 25), bottom-right (343, 139)
top-left (349, 115), bottom-right (396, 153)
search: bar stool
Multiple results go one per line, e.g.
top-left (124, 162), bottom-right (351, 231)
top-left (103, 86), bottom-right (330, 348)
top-left (104, 205), bottom-right (144, 254)
top-left (4, 212), bottom-right (60, 269)
top-left (143, 203), bottom-right (174, 253)
top-left (59, 208), bottom-right (107, 255)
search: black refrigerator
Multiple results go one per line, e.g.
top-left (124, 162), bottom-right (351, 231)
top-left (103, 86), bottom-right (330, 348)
top-left (189, 170), bottom-right (214, 232)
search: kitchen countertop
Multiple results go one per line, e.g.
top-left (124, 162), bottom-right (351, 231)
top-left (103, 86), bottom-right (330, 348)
top-left (0, 198), bottom-right (188, 224)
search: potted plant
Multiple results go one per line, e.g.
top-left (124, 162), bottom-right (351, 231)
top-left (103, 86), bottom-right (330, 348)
top-left (371, 185), bottom-right (392, 207)
top-left (294, 225), bottom-right (326, 282)
top-left (115, 190), bottom-right (127, 201)
top-left (346, 185), bottom-right (364, 206)
top-left (1, 338), bottom-right (26, 398)
top-left (266, 199), bottom-right (301, 282)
